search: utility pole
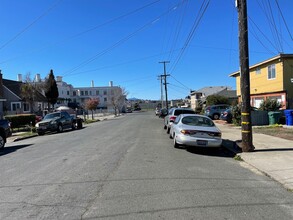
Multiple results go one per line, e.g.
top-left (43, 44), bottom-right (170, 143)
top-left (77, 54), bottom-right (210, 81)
top-left (159, 61), bottom-right (170, 111)
top-left (158, 75), bottom-right (164, 108)
top-left (236, 0), bottom-right (254, 152)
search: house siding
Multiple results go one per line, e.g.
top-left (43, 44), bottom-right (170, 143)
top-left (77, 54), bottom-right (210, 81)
top-left (232, 54), bottom-right (293, 109)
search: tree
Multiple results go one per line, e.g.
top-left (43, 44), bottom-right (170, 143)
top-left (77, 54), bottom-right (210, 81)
top-left (20, 73), bottom-right (40, 113)
top-left (85, 98), bottom-right (99, 119)
top-left (44, 69), bottom-right (59, 111)
top-left (206, 95), bottom-right (229, 106)
top-left (109, 87), bottom-right (128, 116)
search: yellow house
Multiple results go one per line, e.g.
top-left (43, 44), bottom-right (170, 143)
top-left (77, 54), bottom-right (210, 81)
top-left (230, 54), bottom-right (293, 109)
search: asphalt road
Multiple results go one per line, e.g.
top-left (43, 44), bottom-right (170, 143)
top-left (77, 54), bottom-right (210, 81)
top-left (1, 111), bottom-right (292, 219)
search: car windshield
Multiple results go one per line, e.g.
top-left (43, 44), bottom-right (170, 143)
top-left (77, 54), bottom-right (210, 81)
top-left (43, 113), bottom-right (61, 120)
top-left (181, 116), bottom-right (215, 127)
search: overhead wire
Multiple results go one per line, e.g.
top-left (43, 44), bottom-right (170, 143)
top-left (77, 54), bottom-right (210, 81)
top-left (0, 0), bottom-right (161, 64)
top-left (62, 0), bottom-right (187, 77)
top-left (0, 0), bottom-right (63, 51)
top-left (274, 0), bottom-right (293, 41)
top-left (169, 0), bottom-right (210, 74)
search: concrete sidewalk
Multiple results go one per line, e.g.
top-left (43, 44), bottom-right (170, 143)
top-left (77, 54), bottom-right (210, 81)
top-left (216, 121), bottom-right (293, 191)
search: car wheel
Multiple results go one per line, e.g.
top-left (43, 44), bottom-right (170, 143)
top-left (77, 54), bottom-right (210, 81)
top-left (57, 124), bottom-right (63, 133)
top-left (72, 122), bottom-right (77, 130)
top-left (166, 127), bottom-right (170, 134)
top-left (169, 132), bottom-right (173, 139)
top-left (173, 137), bottom-right (179, 148)
top-left (213, 114), bottom-right (220, 120)
top-left (37, 132), bottom-right (44, 136)
top-left (0, 134), bottom-right (5, 150)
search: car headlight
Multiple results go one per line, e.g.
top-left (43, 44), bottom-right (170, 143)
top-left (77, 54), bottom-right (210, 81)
top-left (35, 123), bottom-right (39, 128)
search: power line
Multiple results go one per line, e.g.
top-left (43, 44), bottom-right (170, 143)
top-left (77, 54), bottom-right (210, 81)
top-left (275, 0), bottom-right (293, 41)
top-left (0, 0), bottom-right (63, 51)
top-left (63, 1), bottom-right (187, 76)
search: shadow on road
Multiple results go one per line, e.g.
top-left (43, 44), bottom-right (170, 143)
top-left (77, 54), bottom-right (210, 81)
top-left (0, 144), bottom-right (33, 156)
top-left (186, 146), bottom-right (236, 158)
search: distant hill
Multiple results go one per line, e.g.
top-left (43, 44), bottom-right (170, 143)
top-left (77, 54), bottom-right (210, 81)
top-left (128, 97), bottom-right (139, 101)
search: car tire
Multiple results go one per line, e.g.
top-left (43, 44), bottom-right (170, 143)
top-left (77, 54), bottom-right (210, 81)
top-left (169, 132), bottom-right (173, 139)
top-left (166, 127), bottom-right (170, 134)
top-left (0, 134), bottom-right (5, 151)
top-left (57, 124), bottom-right (63, 133)
top-left (213, 114), bottom-right (220, 120)
top-left (38, 132), bottom-right (44, 136)
top-left (173, 137), bottom-right (179, 148)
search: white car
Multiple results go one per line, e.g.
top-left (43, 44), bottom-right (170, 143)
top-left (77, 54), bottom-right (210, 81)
top-left (169, 114), bottom-right (222, 148)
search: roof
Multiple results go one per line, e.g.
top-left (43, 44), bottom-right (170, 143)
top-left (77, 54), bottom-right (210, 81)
top-left (229, 53), bottom-right (293, 77)
top-left (3, 79), bottom-right (47, 102)
top-left (217, 89), bottom-right (237, 98)
top-left (190, 86), bottom-right (232, 97)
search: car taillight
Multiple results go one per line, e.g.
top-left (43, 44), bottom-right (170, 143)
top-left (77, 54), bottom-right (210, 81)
top-left (180, 130), bottom-right (197, 135)
top-left (170, 116), bottom-right (177, 122)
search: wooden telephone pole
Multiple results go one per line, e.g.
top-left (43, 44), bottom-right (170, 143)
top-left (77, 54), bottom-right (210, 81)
top-left (236, 0), bottom-right (254, 152)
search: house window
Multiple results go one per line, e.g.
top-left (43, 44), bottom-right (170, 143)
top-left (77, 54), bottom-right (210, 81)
top-left (73, 91), bottom-right (76, 96)
top-left (67, 91), bottom-right (70, 96)
top-left (23, 103), bottom-right (30, 112)
top-left (85, 91), bottom-right (88, 96)
top-left (96, 90), bottom-right (99, 95)
top-left (81, 91), bottom-right (84, 96)
top-left (268, 64), bottom-right (276, 79)
top-left (103, 90), bottom-right (107, 95)
top-left (104, 97), bottom-right (107, 102)
top-left (256, 67), bottom-right (261, 75)
top-left (11, 102), bottom-right (21, 111)
top-left (89, 91), bottom-right (92, 95)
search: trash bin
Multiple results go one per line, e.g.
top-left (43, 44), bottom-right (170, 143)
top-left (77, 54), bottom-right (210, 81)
top-left (284, 109), bottom-right (293, 126)
top-left (268, 111), bottom-right (281, 125)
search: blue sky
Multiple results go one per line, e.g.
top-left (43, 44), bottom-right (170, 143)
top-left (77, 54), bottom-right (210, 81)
top-left (1, 0), bottom-right (293, 100)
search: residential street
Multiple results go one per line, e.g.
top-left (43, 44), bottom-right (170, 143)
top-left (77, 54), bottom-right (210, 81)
top-left (1, 111), bottom-right (293, 219)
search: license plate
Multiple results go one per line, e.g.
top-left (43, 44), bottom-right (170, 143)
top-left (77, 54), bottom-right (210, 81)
top-left (197, 140), bottom-right (207, 146)
top-left (40, 126), bottom-right (46, 130)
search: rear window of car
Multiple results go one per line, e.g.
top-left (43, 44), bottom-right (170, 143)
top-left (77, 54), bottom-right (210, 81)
top-left (182, 116), bottom-right (214, 127)
top-left (174, 109), bottom-right (195, 116)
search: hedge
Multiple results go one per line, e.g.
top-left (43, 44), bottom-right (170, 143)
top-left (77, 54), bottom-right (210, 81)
top-left (5, 114), bottom-right (36, 129)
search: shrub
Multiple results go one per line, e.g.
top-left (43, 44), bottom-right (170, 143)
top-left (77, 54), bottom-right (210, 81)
top-left (5, 114), bottom-right (36, 129)
top-left (259, 99), bottom-right (281, 111)
top-left (231, 104), bottom-right (241, 126)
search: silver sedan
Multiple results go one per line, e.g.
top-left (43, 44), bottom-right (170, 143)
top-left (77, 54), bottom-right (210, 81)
top-left (169, 114), bottom-right (222, 148)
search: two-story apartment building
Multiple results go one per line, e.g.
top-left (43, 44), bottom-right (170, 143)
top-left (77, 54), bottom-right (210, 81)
top-left (230, 54), bottom-right (293, 109)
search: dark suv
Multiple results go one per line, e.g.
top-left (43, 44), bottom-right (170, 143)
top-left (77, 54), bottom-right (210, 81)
top-left (204, 104), bottom-right (230, 120)
top-left (164, 108), bottom-right (195, 134)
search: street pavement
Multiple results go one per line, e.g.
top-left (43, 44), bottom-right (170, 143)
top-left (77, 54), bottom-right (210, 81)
top-left (216, 121), bottom-right (293, 191)
top-left (6, 113), bottom-right (293, 191)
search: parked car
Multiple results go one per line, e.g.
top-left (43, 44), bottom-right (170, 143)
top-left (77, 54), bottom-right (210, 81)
top-left (220, 106), bottom-right (259, 123)
top-left (155, 107), bottom-right (161, 116)
top-left (169, 114), bottom-right (222, 148)
top-left (164, 108), bottom-right (196, 134)
top-left (159, 108), bottom-right (168, 118)
top-left (204, 104), bottom-right (230, 120)
top-left (220, 107), bottom-right (233, 123)
top-left (35, 111), bottom-right (74, 135)
top-left (0, 119), bottom-right (12, 150)
top-left (126, 107), bottom-right (133, 113)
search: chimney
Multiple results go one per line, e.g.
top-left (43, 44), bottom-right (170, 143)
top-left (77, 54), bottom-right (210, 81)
top-left (91, 80), bottom-right (94, 87)
top-left (109, 81), bottom-right (113, 87)
top-left (17, 74), bottom-right (22, 82)
top-left (56, 76), bottom-right (62, 82)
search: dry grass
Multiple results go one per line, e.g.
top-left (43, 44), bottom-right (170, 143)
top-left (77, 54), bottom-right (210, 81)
top-left (253, 126), bottom-right (293, 141)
